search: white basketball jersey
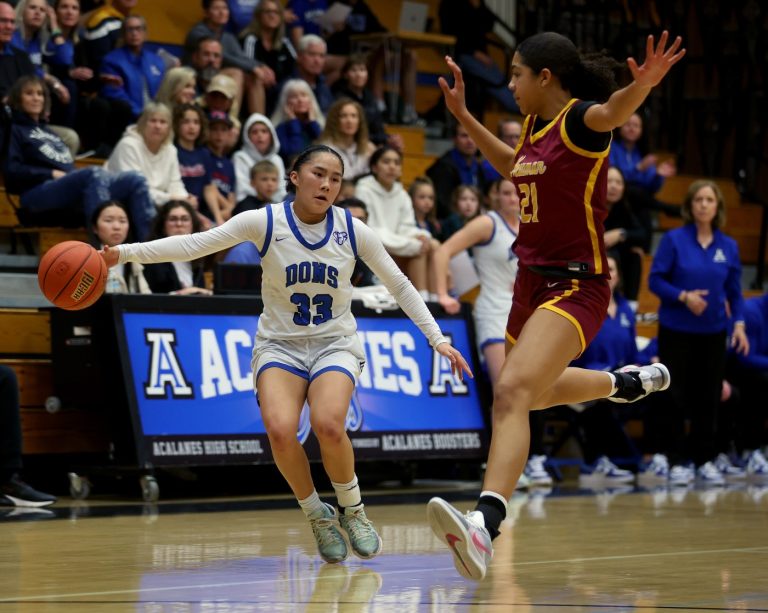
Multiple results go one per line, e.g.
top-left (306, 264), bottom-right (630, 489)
top-left (257, 202), bottom-right (359, 339)
top-left (473, 211), bottom-right (519, 314)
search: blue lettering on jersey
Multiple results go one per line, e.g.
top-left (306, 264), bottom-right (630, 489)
top-left (286, 261), bottom-right (339, 288)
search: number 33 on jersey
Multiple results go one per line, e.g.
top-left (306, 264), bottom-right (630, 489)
top-left (257, 202), bottom-right (359, 339)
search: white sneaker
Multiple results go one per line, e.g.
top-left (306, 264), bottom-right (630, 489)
top-left (669, 464), bottom-right (695, 486)
top-left (427, 497), bottom-right (493, 581)
top-left (638, 454), bottom-right (670, 485)
top-left (608, 363), bottom-right (671, 403)
top-left (696, 461), bottom-right (725, 487)
top-left (514, 472), bottom-right (530, 490)
top-left (579, 456), bottom-right (635, 487)
top-left (524, 455), bottom-right (553, 487)
top-left (713, 453), bottom-right (746, 481)
top-left (746, 449), bottom-right (768, 482)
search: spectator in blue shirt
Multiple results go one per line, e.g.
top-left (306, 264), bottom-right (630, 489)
top-left (288, 33), bottom-right (333, 113)
top-left (206, 110), bottom-right (237, 221)
top-left (173, 103), bottom-right (221, 229)
top-left (648, 179), bottom-right (750, 484)
top-left (285, 0), bottom-right (326, 45)
top-left (725, 293), bottom-right (768, 457)
top-left (610, 112), bottom-right (679, 250)
top-left (100, 15), bottom-right (166, 119)
top-left (271, 78), bottom-right (323, 166)
top-left (11, 0), bottom-right (73, 120)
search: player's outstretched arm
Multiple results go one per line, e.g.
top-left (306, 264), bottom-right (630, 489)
top-left (435, 341), bottom-right (474, 381)
top-left (439, 56), bottom-right (516, 177)
top-left (585, 31), bottom-right (686, 133)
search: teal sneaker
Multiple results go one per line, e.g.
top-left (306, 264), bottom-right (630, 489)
top-left (339, 504), bottom-right (382, 559)
top-left (308, 503), bottom-right (348, 564)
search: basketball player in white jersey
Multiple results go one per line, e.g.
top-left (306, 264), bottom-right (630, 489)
top-left (101, 145), bottom-right (473, 565)
top-left (433, 178), bottom-right (520, 386)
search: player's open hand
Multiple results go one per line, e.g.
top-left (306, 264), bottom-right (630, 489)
top-left (436, 342), bottom-right (473, 381)
top-left (438, 56), bottom-right (469, 119)
top-left (628, 31), bottom-right (686, 88)
top-left (99, 244), bottom-right (119, 268)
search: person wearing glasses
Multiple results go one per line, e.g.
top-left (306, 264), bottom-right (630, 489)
top-left (142, 200), bottom-right (212, 295)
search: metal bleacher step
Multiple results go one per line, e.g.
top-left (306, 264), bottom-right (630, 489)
top-left (0, 253), bottom-right (39, 274)
top-left (0, 272), bottom-right (48, 308)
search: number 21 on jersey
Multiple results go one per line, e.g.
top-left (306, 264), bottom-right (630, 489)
top-left (518, 182), bottom-right (539, 223)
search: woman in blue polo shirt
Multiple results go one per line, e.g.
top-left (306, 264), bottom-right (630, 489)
top-left (648, 179), bottom-right (750, 485)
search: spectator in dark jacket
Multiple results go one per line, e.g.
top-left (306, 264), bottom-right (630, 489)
top-left (438, 0), bottom-right (518, 119)
top-left (603, 166), bottom-right (649, 302)
top-left (239, 0), bottom-right (296, 115)
top-left (426, 123), bottom-right (489, 220)
top-left (725, 293), bottom-right (768, 456)
top-left (142, 200), bottom-right (211, 295)
top-left (0, 1), bottom-right (79, 154)
top-left (100, 15), bottom-right (166, 119)
top-left (333, 54), bottom-right (400, 148)
top-left (82, 0), bottom-right (135, 73)
top-left (183, 0), bottom-right (272, 115)
top-left (5, 75), bottom-right (155, 239)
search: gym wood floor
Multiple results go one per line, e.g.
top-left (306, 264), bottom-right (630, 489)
top-left (1, 485), bottom-right (767, 612)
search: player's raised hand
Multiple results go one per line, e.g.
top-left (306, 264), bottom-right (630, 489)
top-left (438, 56), bottom-right (469, 118)
top-left (99, 244), bottom-right (119, 268)
top-left (436, 342), bottom-right (474, 381)
top-left (628, 31), bottom-right (686, 88)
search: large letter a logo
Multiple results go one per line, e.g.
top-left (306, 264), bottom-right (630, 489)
top-left (144, 330), bottom-right (194, 399)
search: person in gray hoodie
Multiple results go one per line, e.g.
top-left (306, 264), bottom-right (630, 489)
top-left (232, 112), bottom-right (286, 203)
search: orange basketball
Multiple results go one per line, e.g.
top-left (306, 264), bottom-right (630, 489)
top-left (38, 241), bottom-right (107, 310)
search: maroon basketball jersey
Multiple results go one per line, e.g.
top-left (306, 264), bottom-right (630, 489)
top-left (510, 98), bottom-right (610, 276)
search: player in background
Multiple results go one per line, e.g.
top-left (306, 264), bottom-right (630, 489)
top-left (101, 144), bottom-right (472, 565)
top-left (427, 31), bottom-right (685, 580)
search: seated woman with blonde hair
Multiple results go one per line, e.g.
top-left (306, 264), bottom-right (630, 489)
top-left (106, 102), bottom-right (195, 211)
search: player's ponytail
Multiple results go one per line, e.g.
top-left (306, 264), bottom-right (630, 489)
top-left (516, 32), bottom-right (620, 103)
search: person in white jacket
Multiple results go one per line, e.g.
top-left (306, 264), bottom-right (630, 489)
top-left (232, 112), bottom-right (286, 204)
top-left (354, 146), bottom-right (439, 297)
top-left (106, 102), bottom-right (194, 210)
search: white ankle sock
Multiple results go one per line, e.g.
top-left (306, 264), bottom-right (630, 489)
top-left (298, 490), bottom-right (326, 517)
top-left (332, 475), bottom-right (361, 510)
top-left (480, 490), bottom-right (508, 509)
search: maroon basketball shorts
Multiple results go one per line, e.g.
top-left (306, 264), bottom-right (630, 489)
top-left (505, 264), bottom-right (610, 356)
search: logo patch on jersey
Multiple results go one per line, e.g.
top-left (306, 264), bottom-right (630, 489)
top-left (511, 155), bottom-right (547, 178)
top-left (713, 248), bottom-right (727, 263)
top-left (333, 231), bottom-right (348, 246)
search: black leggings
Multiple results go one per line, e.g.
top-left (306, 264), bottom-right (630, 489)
top-left (645, 326), bottom-right (727, 465)
top-left (0, 365), bottom-right (22, 482)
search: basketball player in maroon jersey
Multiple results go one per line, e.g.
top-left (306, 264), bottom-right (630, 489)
top-left (427, 31), bottom-right (685, 580)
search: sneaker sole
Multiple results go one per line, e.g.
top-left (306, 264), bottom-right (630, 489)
top-left (426, 497), bottom-right (487, 581)
top-left (653, 363), bottom-right (671, 392)
top-left (343, 531), bottom-right (382, 560)
top-left (1, 494), bottom-right (56, 508)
